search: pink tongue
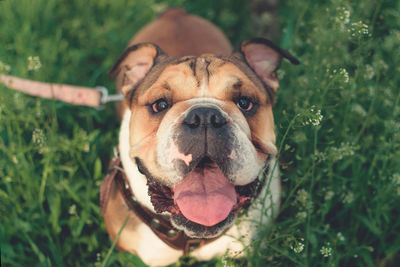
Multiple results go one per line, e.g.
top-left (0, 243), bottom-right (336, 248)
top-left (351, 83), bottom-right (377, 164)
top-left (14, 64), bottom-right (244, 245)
top-left (173, 166), bottom-right (237, 226)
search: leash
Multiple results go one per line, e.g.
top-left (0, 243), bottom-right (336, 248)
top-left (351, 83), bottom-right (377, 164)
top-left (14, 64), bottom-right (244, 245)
top-left (0, 74), bottom-right (124, 107)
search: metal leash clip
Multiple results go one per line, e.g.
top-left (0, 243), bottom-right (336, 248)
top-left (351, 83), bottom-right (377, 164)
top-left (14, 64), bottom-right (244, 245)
top-left (96, 86), bottom-right (124, 109)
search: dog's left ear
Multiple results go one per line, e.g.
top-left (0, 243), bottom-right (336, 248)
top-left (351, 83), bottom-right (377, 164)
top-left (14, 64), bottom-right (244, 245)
top-left (108, 43), bottom-right (165, 96)
top-left (240, 38), bottom-right (299, 92)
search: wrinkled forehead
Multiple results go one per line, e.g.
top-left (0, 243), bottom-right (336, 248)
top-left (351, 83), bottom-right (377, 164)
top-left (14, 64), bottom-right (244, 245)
top-left (132, 54), bottom-right (272, 103)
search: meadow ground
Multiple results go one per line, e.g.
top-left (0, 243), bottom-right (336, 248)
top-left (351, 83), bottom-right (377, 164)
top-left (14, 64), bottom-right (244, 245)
top-left (1, 0), bottom-right (399, 266)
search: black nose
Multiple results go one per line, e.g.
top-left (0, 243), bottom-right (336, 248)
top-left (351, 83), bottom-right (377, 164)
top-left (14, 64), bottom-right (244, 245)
top-left (183, 107), bottom-right (227, 129)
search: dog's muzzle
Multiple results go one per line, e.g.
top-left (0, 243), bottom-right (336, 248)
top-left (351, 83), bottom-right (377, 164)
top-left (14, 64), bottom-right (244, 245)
top-left (141, 104), bottom-right (269, 237)
top-left (173, 106), bottom-right (235, 178)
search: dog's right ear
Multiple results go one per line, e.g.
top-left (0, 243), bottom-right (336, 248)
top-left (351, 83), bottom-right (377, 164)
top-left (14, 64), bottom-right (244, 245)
top-left (108, 43), bottom-right (164, 96)
top-left (240, 38), bottom-right (299, 93)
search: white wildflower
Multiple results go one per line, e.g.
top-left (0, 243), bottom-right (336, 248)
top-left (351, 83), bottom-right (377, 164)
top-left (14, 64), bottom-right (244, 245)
top-left (364, 65), bottom-right (375, 80)
top-left (351, 103), bottom-right (367, 117)
top-left (339, 68), bottom-right (349, 83)
top-left (329, 142), bottom-right (356, 161)
top-left (69, 204), bottom-right (77, 215)
top-left (376, 59), bottom-right (389, 71)
top-left (325, 190), bottom-right (335, 201)
top-left (296, 189), bottom-right (309, 206)
top-left (296, 211), bottom-right (308, 220)
top-left (337, 232), bottom-right (345, 242)
top-left (320, 243), bottom-right (333, 257)
top-left (295, 189), bottom-right (313, 212)
top-left (94, 252), bottom-right (102, 267)
top-left (312, 109), bottom-right (323, 126)
top-left (32, 128), bottom-right (46, 146)
top-left (393, 173), bottom-right (400, 196)
top-left (348, 21), bottom-right (371, 38)
top-left (27, 56), bottom-right (41, 71)
top-left (314, 150), bottom-right (327, 163)
top-left (290, 238), bottom-right (305, 254)
top-left (302, 107), bottom-right (323, 127)
top-left (0, 60), bottom-right (11, 73)
top-left (84, 143), bottom-right (90, 152)
top-left (335, 7), bottom-right (350, 31)
top-left (343, 192), bottom-right (354, 204)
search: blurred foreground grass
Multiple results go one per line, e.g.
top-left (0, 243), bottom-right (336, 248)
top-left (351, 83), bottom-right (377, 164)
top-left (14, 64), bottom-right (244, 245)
top-left (1, 0), bottom-right (399, 266)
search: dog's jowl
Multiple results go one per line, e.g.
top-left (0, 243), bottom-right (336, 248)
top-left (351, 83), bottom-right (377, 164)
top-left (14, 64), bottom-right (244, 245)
top-left (100, 8), bottom-right (298, 266)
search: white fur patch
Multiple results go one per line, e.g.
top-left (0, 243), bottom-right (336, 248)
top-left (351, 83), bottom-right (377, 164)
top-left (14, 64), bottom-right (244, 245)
top-left (119, 110), bottom-right (155, 212)
top-left (136, 224), bottom-right (182, 265)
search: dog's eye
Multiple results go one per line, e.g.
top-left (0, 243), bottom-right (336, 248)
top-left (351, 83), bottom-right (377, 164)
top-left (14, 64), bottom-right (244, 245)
top-left (236, 97), bottom-right (255, 112)
top-left (151, 99), bottom-right (169, 113)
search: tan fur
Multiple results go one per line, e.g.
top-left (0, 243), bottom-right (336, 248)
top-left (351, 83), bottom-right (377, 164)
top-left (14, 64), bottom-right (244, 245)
top-left (116, 9), bottom-right (232, 116)
top-left (130, 9), bottom-right (232, 56)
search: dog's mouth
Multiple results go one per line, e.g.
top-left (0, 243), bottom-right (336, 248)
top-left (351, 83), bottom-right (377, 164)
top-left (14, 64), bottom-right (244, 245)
top-left (173, 157), bottom-right (238, 226)
top-left (141, 156), bottom-right (263, 237)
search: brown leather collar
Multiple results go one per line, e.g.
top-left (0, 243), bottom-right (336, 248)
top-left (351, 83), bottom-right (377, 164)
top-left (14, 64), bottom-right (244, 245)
top-left (100, 156), bottom-right (224, 255)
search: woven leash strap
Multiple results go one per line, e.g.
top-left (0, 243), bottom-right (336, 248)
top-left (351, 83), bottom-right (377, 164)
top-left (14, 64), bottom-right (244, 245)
top-left (0, 74), bottom-right (123, 107)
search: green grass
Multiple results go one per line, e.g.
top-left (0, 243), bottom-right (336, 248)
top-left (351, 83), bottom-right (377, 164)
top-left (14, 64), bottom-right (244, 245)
top-left (1, 0), bottom-right (399, 266)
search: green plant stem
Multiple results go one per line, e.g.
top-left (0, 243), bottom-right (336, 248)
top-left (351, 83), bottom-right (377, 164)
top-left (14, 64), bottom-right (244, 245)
top-left (101, 215), bottom-right (130, 267)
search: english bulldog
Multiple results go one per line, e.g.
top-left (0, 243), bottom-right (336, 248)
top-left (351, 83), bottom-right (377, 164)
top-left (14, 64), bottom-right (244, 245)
top-left (100, 8), bottom-right (299, 266)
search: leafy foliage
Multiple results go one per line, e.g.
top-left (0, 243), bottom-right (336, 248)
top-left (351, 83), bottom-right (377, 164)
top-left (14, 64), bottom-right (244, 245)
top-left (1, 0), bottom-right (399, 266)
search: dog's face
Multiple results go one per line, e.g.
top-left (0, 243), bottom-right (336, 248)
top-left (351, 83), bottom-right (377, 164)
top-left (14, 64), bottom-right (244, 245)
top-left (110, 39), bottom-right (298, 238)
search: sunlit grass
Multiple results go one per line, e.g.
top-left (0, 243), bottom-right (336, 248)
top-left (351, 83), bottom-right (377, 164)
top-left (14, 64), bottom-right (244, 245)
top-left (1, 0), bottom-right (399, 266)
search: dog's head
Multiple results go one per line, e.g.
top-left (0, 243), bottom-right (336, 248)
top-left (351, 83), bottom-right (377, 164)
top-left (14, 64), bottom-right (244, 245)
top-left (110, 38), bottom-right (298, 238)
